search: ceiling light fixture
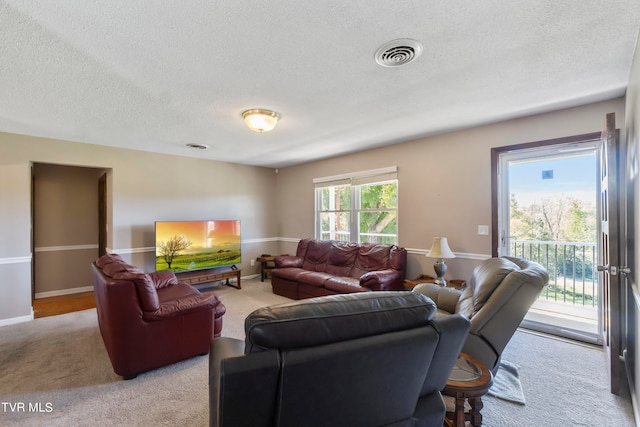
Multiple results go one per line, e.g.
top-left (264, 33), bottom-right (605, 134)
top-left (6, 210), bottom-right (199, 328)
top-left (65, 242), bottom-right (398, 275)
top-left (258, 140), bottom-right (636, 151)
top-left (242, 109), bottom-right (280, 133)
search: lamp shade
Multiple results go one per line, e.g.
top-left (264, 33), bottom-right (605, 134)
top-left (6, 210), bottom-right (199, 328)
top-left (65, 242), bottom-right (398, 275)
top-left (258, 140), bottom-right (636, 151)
top-left (427, 237), bottom-right (455, 259)
top-left (242, 109), bottom-right (280, 132)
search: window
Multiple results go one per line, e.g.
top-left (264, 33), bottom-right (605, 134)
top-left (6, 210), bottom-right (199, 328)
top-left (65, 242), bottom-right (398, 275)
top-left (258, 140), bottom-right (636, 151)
top-left (314, 167), bottom-right (398, 244)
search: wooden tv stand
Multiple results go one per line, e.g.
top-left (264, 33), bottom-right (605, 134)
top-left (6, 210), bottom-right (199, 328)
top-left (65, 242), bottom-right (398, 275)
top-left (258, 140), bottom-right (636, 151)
top-left (176, 267), bottom-right (241, 290)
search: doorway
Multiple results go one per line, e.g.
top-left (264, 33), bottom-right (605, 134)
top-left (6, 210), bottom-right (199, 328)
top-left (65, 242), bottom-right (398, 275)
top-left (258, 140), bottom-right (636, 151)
top-left (31, 163), bottom-right (109, 306)
top-left (492, 133), bottom-right (602, 344)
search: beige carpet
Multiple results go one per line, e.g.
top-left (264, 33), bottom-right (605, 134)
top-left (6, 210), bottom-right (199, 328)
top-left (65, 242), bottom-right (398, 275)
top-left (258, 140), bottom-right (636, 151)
top-left (0, 278), bottom-right (289, 427)
top-left (0, 278), bottom-right (635, 426)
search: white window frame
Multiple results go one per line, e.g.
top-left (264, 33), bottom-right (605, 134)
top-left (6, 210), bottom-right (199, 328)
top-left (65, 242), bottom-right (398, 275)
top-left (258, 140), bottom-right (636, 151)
top-left (314, 167), bottom-right (398, 244)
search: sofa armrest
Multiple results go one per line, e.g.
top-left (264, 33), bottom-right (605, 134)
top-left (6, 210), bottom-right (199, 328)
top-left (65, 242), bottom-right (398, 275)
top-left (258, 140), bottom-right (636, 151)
top-left (210, 338), bottom-right (279, 427)
top-left (413, 283), bottom-right (461, 314)
top-left (143, 293), bottom-right (220, 321)
top-left (274, 255), bottom-right (303, 268)
top-left (359, 270), bottom-right (404, 291)
top-left (210, 337), bottom-right (245, 427)
top-left (148, 270), bottom-right (179, 289)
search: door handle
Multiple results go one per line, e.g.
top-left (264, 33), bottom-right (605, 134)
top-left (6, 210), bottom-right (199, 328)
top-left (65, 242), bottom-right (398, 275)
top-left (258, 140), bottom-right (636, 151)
top-left (597, 265), bottom-right (617, 275)
top-left (598, 265), bottom-right (631, 275)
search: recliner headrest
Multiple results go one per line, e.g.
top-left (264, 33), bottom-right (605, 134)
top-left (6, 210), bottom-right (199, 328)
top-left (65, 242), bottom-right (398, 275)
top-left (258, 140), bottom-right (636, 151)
top-left (244, 291), bottom-right (436, 353)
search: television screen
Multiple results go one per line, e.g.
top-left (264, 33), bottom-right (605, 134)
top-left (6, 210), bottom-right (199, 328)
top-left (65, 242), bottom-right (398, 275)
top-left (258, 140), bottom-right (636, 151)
top-left (155, 220), bottom-right (241, 272)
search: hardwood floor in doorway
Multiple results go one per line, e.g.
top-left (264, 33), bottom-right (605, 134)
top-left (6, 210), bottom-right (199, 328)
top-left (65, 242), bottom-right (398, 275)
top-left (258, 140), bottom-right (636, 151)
top-left (33, 292), bottom-right (96, 319)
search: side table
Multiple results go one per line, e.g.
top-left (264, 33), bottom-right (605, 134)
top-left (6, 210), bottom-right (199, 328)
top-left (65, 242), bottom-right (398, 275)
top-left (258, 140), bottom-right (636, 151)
top-left (443, 352), bottom-right (493, 427)
top-left (256, 255), bottom-right (276, 282)
top-left (404, 275), bottom-right (466, 290)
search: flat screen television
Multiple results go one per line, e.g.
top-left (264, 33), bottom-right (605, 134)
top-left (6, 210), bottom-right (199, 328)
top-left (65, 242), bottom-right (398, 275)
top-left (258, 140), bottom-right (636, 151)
top-left (155, 220), bottom-right (241, 272)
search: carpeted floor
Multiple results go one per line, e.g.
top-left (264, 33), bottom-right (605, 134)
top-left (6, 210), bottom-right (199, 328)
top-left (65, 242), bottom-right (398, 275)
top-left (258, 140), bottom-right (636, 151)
top-left (0, 278), bottom-right (635, 426)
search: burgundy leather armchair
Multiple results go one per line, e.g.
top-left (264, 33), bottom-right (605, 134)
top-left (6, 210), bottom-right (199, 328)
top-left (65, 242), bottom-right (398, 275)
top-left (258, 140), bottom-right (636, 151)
top-left (92, 254), bottom-right (226, 379)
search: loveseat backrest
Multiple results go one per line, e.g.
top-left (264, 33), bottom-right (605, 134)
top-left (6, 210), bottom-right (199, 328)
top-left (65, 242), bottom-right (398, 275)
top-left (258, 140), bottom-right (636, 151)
top-left (276, 327), bottom-right (438, 427)
top-left (236, 291), bottom-right (468, 427)
top-left (294, 239), bottom-right (407, 279)
top-left (298, 239), bottom-right (331, 271)
top-left (244, 291), bottom-right (437, 352)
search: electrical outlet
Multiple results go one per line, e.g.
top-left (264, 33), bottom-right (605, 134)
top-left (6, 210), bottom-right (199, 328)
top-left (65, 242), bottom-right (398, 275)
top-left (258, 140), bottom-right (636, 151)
top-left (250, 259), bottom-right (255, 267)
top-left (478, 225), bottom-right (489, 235)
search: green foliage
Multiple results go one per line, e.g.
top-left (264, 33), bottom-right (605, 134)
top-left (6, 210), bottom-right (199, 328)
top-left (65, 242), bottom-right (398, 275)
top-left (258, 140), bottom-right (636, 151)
top-left (319, 181), bottom-right (398, 243)
top-left (510, 194), bottom-right (596, 243)
top-left (359, 182), bottom-right (397, 242)
top-left (510, 194), bottom-right (597, 284)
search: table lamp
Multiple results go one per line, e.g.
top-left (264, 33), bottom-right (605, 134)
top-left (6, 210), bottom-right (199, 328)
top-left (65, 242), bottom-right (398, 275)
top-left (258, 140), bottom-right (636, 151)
top-left (427, 237), bottom-right (456, 286)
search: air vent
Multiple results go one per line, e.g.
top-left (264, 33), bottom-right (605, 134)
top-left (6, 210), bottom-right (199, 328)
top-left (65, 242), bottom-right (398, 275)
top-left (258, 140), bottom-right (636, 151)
top-left (375, 39), bottom-right (423, 67)
top-left (186, 143), bottom-right (209, 150)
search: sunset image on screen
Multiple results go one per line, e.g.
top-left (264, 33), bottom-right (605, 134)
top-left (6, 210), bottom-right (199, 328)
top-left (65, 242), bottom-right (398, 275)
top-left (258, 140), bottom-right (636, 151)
top-left (155, 220), bottom-right (241, 272)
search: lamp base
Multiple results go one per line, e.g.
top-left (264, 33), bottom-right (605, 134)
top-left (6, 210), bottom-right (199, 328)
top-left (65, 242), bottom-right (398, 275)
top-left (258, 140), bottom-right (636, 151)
top-left (433, 259), bottom-right (448, 287)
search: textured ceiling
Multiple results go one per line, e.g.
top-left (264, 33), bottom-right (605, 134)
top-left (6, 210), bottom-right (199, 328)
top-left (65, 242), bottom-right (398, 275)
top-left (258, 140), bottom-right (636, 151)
top-left (1, 1), bottom-right (639, 168)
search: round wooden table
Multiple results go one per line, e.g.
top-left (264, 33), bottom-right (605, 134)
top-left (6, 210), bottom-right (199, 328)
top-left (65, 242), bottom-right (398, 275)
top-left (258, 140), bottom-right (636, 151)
top-left (442, 352), bottom-right (494, 427)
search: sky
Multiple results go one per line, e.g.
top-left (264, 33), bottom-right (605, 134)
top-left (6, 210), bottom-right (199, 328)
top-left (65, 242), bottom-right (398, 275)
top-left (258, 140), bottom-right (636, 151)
top-left (155, 220), bottom-right (240, 249)
top-left (508, 153), bottom-right (597, 206)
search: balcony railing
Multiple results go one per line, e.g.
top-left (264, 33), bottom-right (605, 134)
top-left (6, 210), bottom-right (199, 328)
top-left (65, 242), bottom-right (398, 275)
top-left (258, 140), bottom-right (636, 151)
top-left (510, 240), bottom-right (598, 307)
top-left (319, 231), bottom-right (397, 245)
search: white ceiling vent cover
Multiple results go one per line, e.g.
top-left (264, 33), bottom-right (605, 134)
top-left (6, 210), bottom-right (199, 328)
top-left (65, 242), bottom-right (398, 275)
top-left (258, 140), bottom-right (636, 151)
top-left (375, 39), bottom-right (423, 67)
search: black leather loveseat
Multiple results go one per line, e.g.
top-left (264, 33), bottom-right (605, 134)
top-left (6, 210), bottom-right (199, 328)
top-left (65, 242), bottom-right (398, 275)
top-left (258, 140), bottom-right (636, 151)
top-left (209, 291), bottom-right (470, 427)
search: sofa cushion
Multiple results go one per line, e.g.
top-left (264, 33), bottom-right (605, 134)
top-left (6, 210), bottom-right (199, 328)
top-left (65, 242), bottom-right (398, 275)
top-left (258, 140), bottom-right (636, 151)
top-left (324, 276), bottom-right (368, 293)
top-left (470, 257), bottom-right (519, 314)
top-left (294, 271), bottom-right (334, 287)
top-left (324, 242), bottom-right (358, 277)
top-left (102, 262), bottom-right (143, 277)
top-left (244, 291), bottom-right (436, 353)
top-left (95, 253), bottom-right (124, 268)
top-left (274, 256), bottom-right (303, 268)
top-left (271, 267), bottom-right (310, 282)
top-left (148, 270), bottom-right (179, 289)
top-left (351, 244), bottom-right (391, 278)
top-left (157, 282), bottom-right (201, 302)
top-left (301, 240), bottom-right (332, 272)
top-left (413, 283), bottom-right (461, 314)
top-left (113, 272), bottom-right (160, 312)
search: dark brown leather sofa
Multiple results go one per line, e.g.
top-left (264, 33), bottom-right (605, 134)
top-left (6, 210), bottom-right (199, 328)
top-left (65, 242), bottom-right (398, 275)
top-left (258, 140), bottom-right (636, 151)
top-left (271, 238), bottom-right (407, 299)
top-left (209, 291), bottom-right (470, 427)
top-left (91, 253), bottom-right (226, 379)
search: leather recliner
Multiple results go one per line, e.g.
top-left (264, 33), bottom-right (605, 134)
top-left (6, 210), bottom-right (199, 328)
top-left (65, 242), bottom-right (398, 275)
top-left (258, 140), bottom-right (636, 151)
top-left (92, 253), bottom-right (226, 379)
top-left (413, 256), bottom-right (548, 374)
top-left (209, 291), bottom-right (470, 427)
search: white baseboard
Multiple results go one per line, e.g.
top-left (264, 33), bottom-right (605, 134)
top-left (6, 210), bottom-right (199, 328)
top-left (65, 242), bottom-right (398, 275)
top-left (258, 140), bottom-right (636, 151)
top-left (0, 312), bottom-right (34, 327)
top-left (35, 286), bottom-right (94, 299)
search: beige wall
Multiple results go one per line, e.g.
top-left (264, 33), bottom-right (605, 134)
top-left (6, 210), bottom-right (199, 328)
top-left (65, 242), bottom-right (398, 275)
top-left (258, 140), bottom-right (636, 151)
top-left (0, 133), bottom-right (279, 324)
top-left (0, 164), bottom-right (32, 322)
top-left (275, 98), bottom-right (626, 281)
top-left (0, 96), bottom-right (629, 325)
top-left (33, 163), bottom-right (106, 297)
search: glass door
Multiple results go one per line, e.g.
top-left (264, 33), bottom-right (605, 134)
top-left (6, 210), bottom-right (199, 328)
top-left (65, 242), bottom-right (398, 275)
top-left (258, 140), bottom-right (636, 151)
top-left (497, 139), bottom-right (601, 344)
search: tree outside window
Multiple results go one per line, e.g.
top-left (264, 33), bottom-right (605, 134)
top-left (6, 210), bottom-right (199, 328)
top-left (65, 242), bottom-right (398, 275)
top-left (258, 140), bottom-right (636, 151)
top-left (317, 179), bottom-right (397, 244)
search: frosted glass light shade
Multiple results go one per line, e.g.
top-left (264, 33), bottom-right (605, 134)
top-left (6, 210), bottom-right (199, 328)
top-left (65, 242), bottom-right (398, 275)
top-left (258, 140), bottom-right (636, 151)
top-left (242, 109), bottom-right (280, 132)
